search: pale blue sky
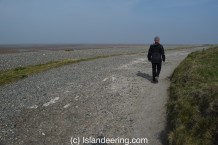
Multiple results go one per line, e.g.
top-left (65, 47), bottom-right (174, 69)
top-left (0, 0), bottom-right (218, 44)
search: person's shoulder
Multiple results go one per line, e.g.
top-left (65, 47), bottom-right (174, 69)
top-left (158, 44), bottom-right (164, 48)
top-left (150, 43), bottom-right (156, 47)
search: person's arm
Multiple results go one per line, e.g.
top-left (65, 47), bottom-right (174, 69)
top-left (147, 45), bottom-right (152, 61)
top-left (161, 45), bottom-right (165, 62)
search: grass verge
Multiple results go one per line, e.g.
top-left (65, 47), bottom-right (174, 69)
top-left (166, 45), bottom-right (207, 51)
top-left (0, 52), bottom-right (144, 85)
top-left (167, 47), bottom-right (218, 145)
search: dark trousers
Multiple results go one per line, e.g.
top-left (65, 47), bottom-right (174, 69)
top-left (152, 62), bottom-right (162, 81)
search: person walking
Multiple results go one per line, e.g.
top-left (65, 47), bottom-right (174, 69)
top-left (147, 36), bottom-right (165, 83)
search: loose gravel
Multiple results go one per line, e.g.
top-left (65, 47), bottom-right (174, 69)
top-left (0, 46), bottom-right (208, 145)
top-left (0, 46), bottom-right (147, 71)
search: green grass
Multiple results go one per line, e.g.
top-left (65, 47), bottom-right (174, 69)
top-left (0, 52), bottom-right (145, 85)
top-left (64, 49), bottom-right (74, 51)
top-left (167, 47), bottom-right (218, 145)
top-left (166, 45), bottom-right (206, 51)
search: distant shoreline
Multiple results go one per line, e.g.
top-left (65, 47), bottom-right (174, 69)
top-left (0, 44), bottom-right (147, 54)
top-left (0, 44), bottom-right (214, 54)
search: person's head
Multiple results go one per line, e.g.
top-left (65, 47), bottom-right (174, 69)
top-left (154, 36), bottom-right (160, 43)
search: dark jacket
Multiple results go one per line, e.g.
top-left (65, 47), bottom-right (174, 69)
top-left (147, 43), bottom-right (165, 63)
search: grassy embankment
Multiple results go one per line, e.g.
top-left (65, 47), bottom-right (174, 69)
top-left (0, 52), bottom-right (144, 86)
top-left (167, 47), bottom-right (218, 145)
top-left (167, 44), bottom-right (214, 51)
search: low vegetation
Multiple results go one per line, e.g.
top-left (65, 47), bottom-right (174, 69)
top-left (167, 45), bottom-right (205, 51)
top-left (0, 52), bottom-right (144, 85)
top-left (167, 47), bottom-right (218, 145)
top-left (64, 49), bottom-right (74, 51)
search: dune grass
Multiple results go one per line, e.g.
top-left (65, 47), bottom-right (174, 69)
top-left (0, 52), bottom-right (144, 86)
top-left (167, 47), bottom-right (218, 145)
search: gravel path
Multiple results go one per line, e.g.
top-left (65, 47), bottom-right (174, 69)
top-left (0, 47), bottom-right (206, 145)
